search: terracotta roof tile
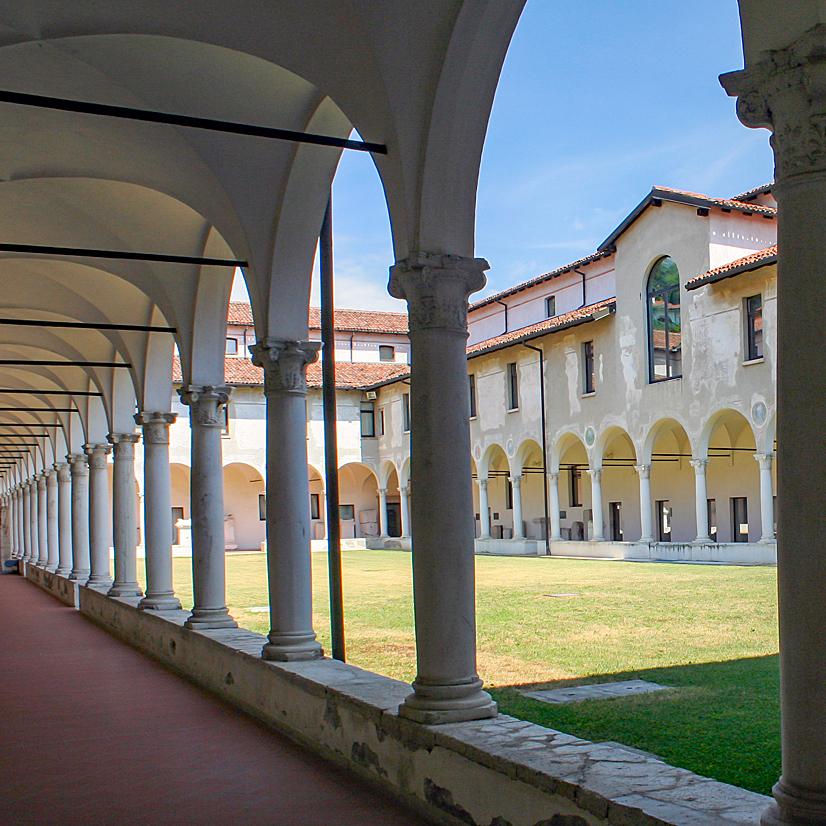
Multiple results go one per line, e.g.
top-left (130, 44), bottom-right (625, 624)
top-left (226, 302), bottom-right (409, 334)
top-left (654, 186), bottom-right (777, 215)
top-left (173, 356), bottom-right (409, 391)
top-left (732, 182), bottom-right (774, 202)
top-left (686, 245), bottom-right (777, 290)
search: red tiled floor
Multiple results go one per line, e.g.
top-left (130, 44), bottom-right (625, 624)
top-left (0, 576), bottom-right (433, 826)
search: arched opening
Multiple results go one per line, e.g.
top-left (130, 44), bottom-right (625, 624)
top-left (646, 419), bottom-right (692, 543)
top-left (309, 465), bottom-right (326, 541)
top-left (554, 433), bottom-right (589, 540)
top-left (514, 439), bottom-right (545, 540)
top-left (598, 428), bottom-right (639, 542)
top-left (170, 463), bottom-right (191, 548)
top-left (337, 462), bottom-right (379, 539)
top-left (647, 256), bottom-right (682, 382)
top-left (222, 462), bottom-right (266, 552)
top-left (382, 464), bottom-right (402, 538)
top-left (480, 444), bottom-right (510, 539)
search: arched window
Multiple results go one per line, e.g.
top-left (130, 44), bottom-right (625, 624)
top-left (647, 256), bottom-right (681, 381)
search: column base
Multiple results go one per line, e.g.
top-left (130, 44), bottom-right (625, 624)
top-left (55, 566), bottom-right (72, 577)
top-left (398, 678), bottom-right (498, 725)
top-left (692, 537), bottom-right (713, 545)
top-left (138, 592), bottom-right (182, 611)
top-left (108, 582), bottom-right (143, 598)
top-left (184, 608), bottom-right (238, 630)
top-left (262, 632), bottom-right (324, 662)
top-left (639, 536), bottom-right (654, 544)
top-left (759, 537), bottom-right (777, 545)
top-left (87, 574), bottom-right (113, 589)
top-left (68, 569), bottom-right (90, 582)
top-left (762, 778), bottom-right (826, 826)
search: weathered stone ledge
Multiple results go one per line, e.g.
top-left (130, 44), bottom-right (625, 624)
top-left (22, 564), bottom-right (770, 826)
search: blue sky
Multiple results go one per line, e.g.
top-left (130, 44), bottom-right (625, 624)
top-left (236, 1), bottom-right (775, 311)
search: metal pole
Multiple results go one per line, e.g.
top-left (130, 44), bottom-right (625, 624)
top-left (524, 342), bottom-right (551, 556)
top-left (320, 195), bottom-right (345, 662)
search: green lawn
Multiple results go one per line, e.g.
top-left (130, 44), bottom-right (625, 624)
top-left (151, 551), bottom-right (780, 795)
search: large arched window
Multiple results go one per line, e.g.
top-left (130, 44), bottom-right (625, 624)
top-left (647, 256), bottom-right (681, 382)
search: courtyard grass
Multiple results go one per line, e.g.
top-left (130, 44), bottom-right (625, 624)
top-left (152, 551), bottom-right (780, 795)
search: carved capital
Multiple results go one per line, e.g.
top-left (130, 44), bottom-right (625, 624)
top-left (54, 462), bottom-right (71, 483)
top-left (36, 473), bottom-right (47, 489)
top-left (249, 339), bottom-right (320, 397)
top-left (388, 252), bottom-right (488, 334)
top-left (46, 470), bottom-right (57, 488)
top-left (634, 464), bottom-right (651, 480)
top-left (476, 478), bottom-right (489, 491)
top-left (108, 432), bottom-right (140, 460)
top-left (721, 28), bottom-right (826, 180)
top-left (84, 443), bottom-right (112, 470)
top-left (587, 469), bottom-right (603, 483)
top-left (754, 452), bottom-right (774, 470)
top-left (135, 411), bottom-right (177, 444)
top-left (509, 475), bottom-right (523, 489)
top-left (690, 458), bottom-right (710, 474)
top-left (178, 385), bottom-right (232, 427)
top-left (67, 454), bottom-right (89, 477)
top-left (548, 472), bottom-right (560, 483)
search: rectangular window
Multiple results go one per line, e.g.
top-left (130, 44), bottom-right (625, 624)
top-left (745, 294), bottom-right (763, 360)
top-left (402, 393), bottom-right (410, 432)
top-left (379, 345), bottom-right (395, 362)
top-left (546, 295), bottom-right (556, 318)
top-left (609, 502), bottom-right (622, 541)
top-left (570, 466), bottom-right (582, 507)
top-left (379, 408), bottom-right (385, 436)
top-left (731, 497), bottom-right (748, 542)
top-left (505, 478), bottom-right (513, 510)
top-left (468, 374), bottom-right (477, 418)
top-left (310, 493), bottom-right (320, 520)
top-left (708, 498), bottom-right (717, 541)
top-left (258, 494), bottom-right (266, 521)
top-left (507, 362), bottom-right (519, 410)
top-left (656, 500), bottom-right (672, 542)
top-left (225, 337), bottom-right (238, 355)
top-left (221, 404), bottom-right (230, 438)
top-left (360, 401), bottom-right (375, 437)
top-left (583, 340), bottom-right (595, 394)
top-left (340, 504), bottom-right (355, 521)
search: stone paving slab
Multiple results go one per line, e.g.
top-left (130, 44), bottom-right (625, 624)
top-left (522, 679), bottom-right (673, 704)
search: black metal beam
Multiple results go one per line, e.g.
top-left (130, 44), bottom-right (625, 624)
top-left (0, 389), bottom-right (101, 396)
top-left (0, 407), bottom-right (74, 412)
top-left (0, 360), bottom-right (130, 368)
top-left (0, 242), bottom-right (244, 269)
top-left (0, 318), bottom-right (176, 334)
top-left (0, 90), bottom-right (387, 155)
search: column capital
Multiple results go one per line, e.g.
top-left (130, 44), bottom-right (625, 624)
top-left (54, 462), bottom-right (71, 482)
top-left (400, 484), bottom-right (409, 494)
top-left (586, 468), bottom-right (603, 481)
top-left (67, 454), bottom-right (89, 477)
top-left (249, 339), bottom-right (320, 397)
top-left (721, 31), bottom-right (826, 181)
top-left (84, 443), bottom-right (112, 469)
top-left (634, 464), bottom-right (651, 479)
top-left (548, 472), bottom-right (560, 482)
top-left (378, 487), bottom-right (388, 495)
top-left (476, 478), bottom-right (489, 490)
top-left (508, 474), bottom-right (523, 488)
top-left (177, 385), bottom-right (232, 426)
top-left (388, 253), bottom-right (488, 334)
top-left (690, 458), bottom-right (711, 473)
top-left (754, 452), bottom-right (775, 470)
top-left (46, 470), bottom-right (58, 487)
top-left (135, 411), bottom-right (177, 444)
top-left (36, 472), bottom-right (47, 488)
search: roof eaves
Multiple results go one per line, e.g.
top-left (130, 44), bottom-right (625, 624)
top-left (685, 253), bottom-right (777, 291)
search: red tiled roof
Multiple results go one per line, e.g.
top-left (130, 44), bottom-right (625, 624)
top-left (173, 356), bottom-right (409, 391)
top-left (732, 182), bottom-right (774, 202)
top-left (653, 186), bottom-right (777, 216)
top-left (686, 245), bottom-right (777, 290)
top-left (226, 302), bottom-right (409, 334)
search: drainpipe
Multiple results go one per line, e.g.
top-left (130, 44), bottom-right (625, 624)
top-left (523, 341), bottom-right (550, 556)
top-left (494, 299), bottom-right (508, 334)
top-left (574, 269), bottom-right (587, 308)
top-left (349, 333), bottom-right (354, 362)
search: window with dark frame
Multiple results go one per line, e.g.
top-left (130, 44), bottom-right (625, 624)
top-left (379, 345), bottom-right (395, 362)
top-left (379, 408), bottom-right (385, 436)
top-left (656, 500), bottom-right (672, 541)
top-left (225, 337), bottom-right (238, 355)
top-left (507, 362), bottom-right (518, 410)
top-left (360, 401), bottom-right (375, 437)
top-left (546, 295), bottom-right (556, 318)
top-left (731, 497), bottom-right (748, 542)
top-left (402, 393), bottom-right (410, 432)
top-left (469, 374), bottom-right (477, 418)
top-left (310, 493), bottom-right (320, 520)
top-left (745, 294), bottom-right (763, 360)
top-left (647, 256), bottom-right (682, 382)
top-left (506, 478), bottom-right (513, 510)
top-left (708, 498), bottom-right (717, 541)
top-left (583, 340), bottom-right (595, 394)
top-left (258, 494), bottom-right (266, 521)
top-left (609, 502), bottom-right (622, 541)
top-left (221, 403), bottom-right (230, 437)
top-left (570, 466), bottom-right (582, 507)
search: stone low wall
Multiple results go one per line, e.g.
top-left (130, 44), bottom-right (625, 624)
top-left (550, 541), bottom-right (777, 566)
top-left (50, 576), bottom-right (770, 826)
top-left (23, 561), bottom-right (80, 606)
top-left (476, 538), bottom-right (541, 556)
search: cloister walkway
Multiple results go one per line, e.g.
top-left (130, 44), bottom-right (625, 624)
top-left (0, 575), bottom-right (431, 826)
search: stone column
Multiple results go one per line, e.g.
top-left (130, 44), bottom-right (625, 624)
top-left (755, 453), bottom-right (776, 543)
top-left (21, 480), bottom-right (31, 561)
top-left (17, 485), bottom-right (24, 560)
top-left (389, 253), bottom-right (496, 723)
top-left (400, 484), bottom-right (411, 537)
top-left (635, 464), bottom-right (654, 542)
top-left (723, 42), bottom-right (826, 826)
top-left (690, 458), bottom-right (711, 543)
top-left (54, 463), bottom-right (73, 576)
top-left (548, 472), bottom-right (562, 541)
top-left (37, 475), bottom-right (48, 565)
top-left (477, 478), bottom-right (491, 539)
top-left (250, 341), bottom-right (319, 659)
top-left (8, 488), bottom-right (15, 558)
top-left (107, 434), bottom-right (142, 598)
top-left (135, 412), bottom-right (181, 611)
top-left (510, 474), bottom-right (524, 538)
top-left (377, 487), bottom-right (389, 538)
top-left (587, 469), bottom-right (604, 541)
top-left (46, 470), bottom-right (59, 571)
top-left (177, 386), bottom-right (237, 629)
top-left (85, 444), bottom-right (112, 589)
top-left (68, 455), bottom-right (90, 581)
